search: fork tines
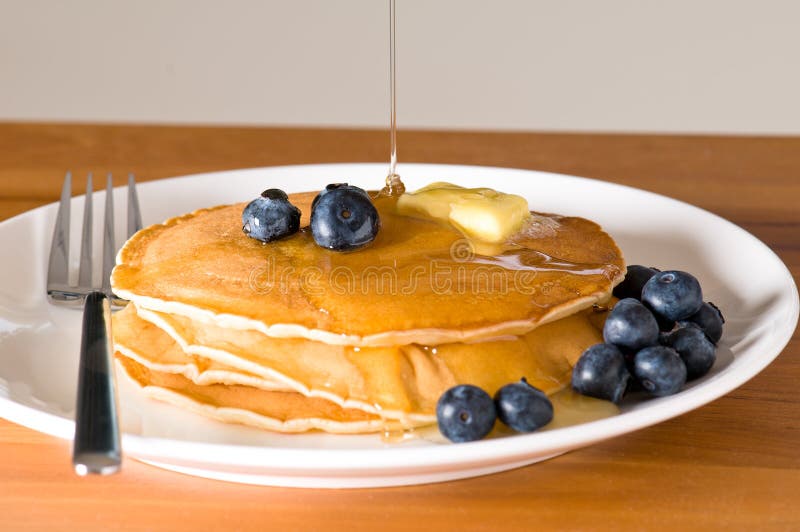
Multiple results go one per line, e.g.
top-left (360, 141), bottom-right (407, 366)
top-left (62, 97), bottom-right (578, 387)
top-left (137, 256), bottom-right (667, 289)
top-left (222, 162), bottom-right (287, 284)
top-left (47, 172), bottom-right (142, 306)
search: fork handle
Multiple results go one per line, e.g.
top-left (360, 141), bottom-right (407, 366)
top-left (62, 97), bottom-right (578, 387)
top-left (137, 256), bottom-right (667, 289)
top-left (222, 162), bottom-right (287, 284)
top-left (73, 291), bottom-right (121, 475)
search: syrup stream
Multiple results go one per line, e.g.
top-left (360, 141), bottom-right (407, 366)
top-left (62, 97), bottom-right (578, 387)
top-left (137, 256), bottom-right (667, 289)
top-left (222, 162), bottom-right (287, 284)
top-left (384, 0), bottom-right (405, 195)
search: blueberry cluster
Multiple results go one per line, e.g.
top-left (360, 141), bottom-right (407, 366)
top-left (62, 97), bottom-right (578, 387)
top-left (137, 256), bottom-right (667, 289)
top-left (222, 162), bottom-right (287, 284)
top-left (241, 184), bottom-right (380, 250)
top-left (572, 265), bottom-right (724, 403)
top-left (436, 379), bottom-right (554, 443)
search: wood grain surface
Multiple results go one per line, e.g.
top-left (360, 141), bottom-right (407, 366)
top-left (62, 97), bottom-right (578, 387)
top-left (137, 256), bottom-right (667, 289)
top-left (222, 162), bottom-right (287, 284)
top-left (0, 123), bottom-right (798, 531)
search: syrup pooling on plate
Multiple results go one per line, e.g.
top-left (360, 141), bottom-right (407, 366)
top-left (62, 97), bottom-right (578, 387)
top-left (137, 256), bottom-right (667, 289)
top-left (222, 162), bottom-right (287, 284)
top-left (381, 389), bottom-right (620, 443)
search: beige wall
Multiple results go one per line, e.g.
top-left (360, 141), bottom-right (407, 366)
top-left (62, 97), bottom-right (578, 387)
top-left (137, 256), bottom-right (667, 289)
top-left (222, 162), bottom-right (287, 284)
top-left (1, 0), bottom-right (798, 134)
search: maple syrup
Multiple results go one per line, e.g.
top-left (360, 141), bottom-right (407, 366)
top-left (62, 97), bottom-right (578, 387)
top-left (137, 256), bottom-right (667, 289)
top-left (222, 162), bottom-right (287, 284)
top-left (382, 0), bottom-right (405, 197)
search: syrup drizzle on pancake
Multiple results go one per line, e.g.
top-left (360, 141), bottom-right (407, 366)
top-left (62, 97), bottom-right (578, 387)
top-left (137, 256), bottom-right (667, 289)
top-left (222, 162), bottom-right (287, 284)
top-left (112, 193), bottom-right (624, 346)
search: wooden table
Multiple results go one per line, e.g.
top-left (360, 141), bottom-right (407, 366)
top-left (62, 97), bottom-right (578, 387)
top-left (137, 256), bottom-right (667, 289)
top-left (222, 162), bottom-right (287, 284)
top-left (0, 123), bottom-right (798, 530)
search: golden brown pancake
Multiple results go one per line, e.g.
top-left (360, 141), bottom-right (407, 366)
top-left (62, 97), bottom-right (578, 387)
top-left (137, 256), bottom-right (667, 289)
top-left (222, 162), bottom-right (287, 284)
top-left (113, 301), bottom-right (607, 431)
top-left (117, 356), bottom-right (384, 434)
top-left (111, 193), bottom-right (624, 346)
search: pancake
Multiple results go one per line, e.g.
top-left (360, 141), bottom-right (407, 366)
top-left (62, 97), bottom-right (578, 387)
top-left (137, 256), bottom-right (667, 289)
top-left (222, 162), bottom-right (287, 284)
top-left (111, 192), bottom-right (624, 346)
top-left (113, 304), bottom-right (292, 392)
top-left (113, 301), bottom-right (607, 431)
top-left (116, 356), bottom-right (384, 434)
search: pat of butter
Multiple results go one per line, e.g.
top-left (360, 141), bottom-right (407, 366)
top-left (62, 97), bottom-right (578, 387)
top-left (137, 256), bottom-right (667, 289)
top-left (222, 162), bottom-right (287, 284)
top-left (396, 182), bottom-right (531, 243)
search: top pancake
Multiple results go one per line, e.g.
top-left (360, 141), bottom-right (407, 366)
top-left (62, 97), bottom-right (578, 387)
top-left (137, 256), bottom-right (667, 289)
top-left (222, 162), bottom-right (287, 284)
top-left (112, 191), bottom-right (624, 346)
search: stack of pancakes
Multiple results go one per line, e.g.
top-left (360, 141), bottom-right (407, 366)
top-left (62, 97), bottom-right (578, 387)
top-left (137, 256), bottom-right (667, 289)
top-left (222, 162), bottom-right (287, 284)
top-left (111, 191), bottom-right (624, 434)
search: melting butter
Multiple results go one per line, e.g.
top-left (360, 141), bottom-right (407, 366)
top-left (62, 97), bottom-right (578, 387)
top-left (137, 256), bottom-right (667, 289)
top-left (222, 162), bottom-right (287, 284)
top-left (396, 182), bottom-right (531, 243)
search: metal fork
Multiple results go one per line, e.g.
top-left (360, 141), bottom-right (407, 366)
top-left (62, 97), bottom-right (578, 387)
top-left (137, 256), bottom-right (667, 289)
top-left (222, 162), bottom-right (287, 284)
top-left (47, 171), bottom-right (142, 475)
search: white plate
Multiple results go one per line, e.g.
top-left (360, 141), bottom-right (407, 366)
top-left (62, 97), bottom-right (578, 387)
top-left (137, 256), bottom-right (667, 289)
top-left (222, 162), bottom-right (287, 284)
top-left (0, 163), bottom-right (796, 488)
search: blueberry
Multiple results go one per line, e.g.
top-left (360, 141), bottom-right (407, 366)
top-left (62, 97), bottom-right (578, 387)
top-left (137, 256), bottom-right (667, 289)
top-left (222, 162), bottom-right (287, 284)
top-left (603, 298), bottom-right (660, 351)
top-left (641, 270), bottom-right (703, 321)
top-left (664, 325), bottom-right (716, 380)
top-left (241, 188), bottom-right (301, 243)
top-left (310, 184), bottom-right (380, 251)
top-left (571, 343), bottom-right (630, 403)
top-left (436, 384), bottom-right (497, 443)
top-left (494, 378), bottom-right (554, 432)
top-left (613, 265), bottom-right (659, 300)
top-left (679, 301), bottom-right (724, 344)
top-left (632, 346), bottom-right (687, 396)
